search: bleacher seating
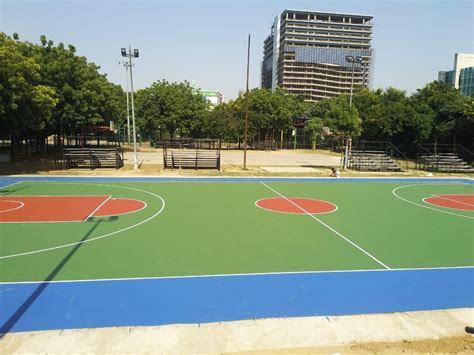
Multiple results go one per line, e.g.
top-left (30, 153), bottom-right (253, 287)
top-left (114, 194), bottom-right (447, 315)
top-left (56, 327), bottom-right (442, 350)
top-left (348, 150), bottom-right (401, 172)
top-left (56, 148), bottom-right (123, 170)
top-left (163, 148), bottom-right (220, 170)
top-left (417, 153), bottom-right (474, 173)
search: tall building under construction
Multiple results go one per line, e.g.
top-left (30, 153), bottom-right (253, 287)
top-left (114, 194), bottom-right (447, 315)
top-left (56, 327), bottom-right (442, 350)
top-left (261, 9), bottom-right (374, 102)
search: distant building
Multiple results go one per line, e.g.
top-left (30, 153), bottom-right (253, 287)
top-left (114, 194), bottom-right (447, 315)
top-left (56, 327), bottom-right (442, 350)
top-left (200, 89), bottom-right (224, 106)
top-left (191, 82), bottom-right (224, 106)
top-left (438, 53), bottom-right (474, 97)
top-left (261, 9), bottom-right (374, 102)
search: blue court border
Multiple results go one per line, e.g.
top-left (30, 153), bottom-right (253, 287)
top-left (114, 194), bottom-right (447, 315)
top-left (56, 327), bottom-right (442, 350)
top-left (0, 176), bottom-right (473, 333)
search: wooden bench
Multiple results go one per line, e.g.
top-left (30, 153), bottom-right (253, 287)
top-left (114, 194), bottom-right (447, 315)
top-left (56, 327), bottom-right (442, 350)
top-left (163, 149), bottom-right (220, 170)
top-left (56, 148), bottom-right (123, 170)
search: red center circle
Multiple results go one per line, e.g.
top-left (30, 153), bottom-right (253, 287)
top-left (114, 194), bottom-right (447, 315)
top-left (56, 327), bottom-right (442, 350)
top-left (256, 197), bottom-right (337, 214)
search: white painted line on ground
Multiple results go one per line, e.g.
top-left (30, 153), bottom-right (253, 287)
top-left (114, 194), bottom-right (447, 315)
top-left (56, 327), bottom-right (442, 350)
top-left (0, 200), bottom-right (25, 213)
top-left (254, 197), bottom-right (338, 215)
top-left (260, 182), bottom-right (391, 270)
top-left (392, 184), bottom-right (474, 219)
top-left (1, 265), bottom-right (472, 285)
top-left (84, 195), bottom-right (112, 221)
top-left (0, 180), bottom-right (23, 190)
top-left (0, 183), bottom-right (165, 259)
top-left (433, 194), bottom-right (474, 207)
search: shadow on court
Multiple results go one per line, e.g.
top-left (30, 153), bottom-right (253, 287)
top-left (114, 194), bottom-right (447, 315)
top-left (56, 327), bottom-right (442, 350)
top-left (0, 185), bottom-right (30, 195)
top-left (0, 216), bottom-right (117, 337)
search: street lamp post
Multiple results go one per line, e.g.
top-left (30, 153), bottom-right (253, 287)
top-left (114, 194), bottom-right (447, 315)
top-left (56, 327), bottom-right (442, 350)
top-left (119, 61), bottom-right (132, 145)
top-left (343, 55), bottom-right (364, 170)
top-left (243, 34), bottom-right (250, 170)
top-left (121, 46), bottom-right (139, 170)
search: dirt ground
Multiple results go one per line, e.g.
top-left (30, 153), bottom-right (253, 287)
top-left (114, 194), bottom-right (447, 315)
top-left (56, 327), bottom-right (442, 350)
top-left (242, 335), bottom-right (474, 354)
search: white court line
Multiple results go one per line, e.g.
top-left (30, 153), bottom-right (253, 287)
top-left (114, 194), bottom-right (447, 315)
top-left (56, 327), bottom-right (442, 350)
top-left (0, 200), bottom-right (25, 213)
top-left (0, 183), bottom-right (165, 259)
top-left (422, 196), bottom-right (474, 212)
top-left (84, 195), bottom-right (112, 221)
top-left (432, 194), bottom-right (474, 207)
top-left (93, 198), bottom-right (148, 217)
top-left (1, 265), bottom-right (472, 285)
top-left (393, 184), bottom-right (474, 219)
top-left (254, 197), bottom-right (338, 215)
top-left (0, 181), bottom-right (23, 190)
top-left (260, 182), bottom-right (391, 270)
top-left (0, 195), bottom-right (117, 224)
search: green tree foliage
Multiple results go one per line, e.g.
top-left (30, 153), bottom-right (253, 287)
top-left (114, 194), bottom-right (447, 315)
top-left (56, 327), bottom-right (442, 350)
top-left (31, 35), bottom-right (125, 135)
top-left (354, 87), bottom-right (432, 148)
top-left (308, 95), bottom-right (361, 140)
top-left (0, 32), bottom-right (125, 141)
top-left (412, 81), bottom-right (473, 144)
top-left (0, 32), bottom-right (58, 138)
top-left (204, 101), bottom-right (242, 141)
top-left (136, 80), bottom-right (209, 139)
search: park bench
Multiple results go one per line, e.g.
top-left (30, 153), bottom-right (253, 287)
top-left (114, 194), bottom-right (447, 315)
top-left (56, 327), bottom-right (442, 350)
top-left (163, 148), bottom-right (220, 170)
top-left (56, 147), bottom-right (123, 170)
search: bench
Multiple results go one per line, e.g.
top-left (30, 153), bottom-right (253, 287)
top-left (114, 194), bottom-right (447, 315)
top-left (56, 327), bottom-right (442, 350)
top-left (56, 148), bottom-right (123, 170)
top-left (163, 149), bottom-right (220, 170)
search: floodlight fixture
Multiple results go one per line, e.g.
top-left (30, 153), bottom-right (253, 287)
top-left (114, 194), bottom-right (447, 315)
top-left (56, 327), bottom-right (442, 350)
top-left (120, 45), bottom-right (140, 170)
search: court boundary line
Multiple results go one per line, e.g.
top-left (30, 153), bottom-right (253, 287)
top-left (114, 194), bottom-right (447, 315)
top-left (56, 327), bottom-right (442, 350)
top-left (392, 184), bottom-right (474, 219)
top-left (260, 182), bottom-right (391, 270)
top-left (254, 197), bottom-right (338, 215)
top-left (1, 265), bottom-right (472, 285)
top-left (0, 182), bottom-right (166, 259)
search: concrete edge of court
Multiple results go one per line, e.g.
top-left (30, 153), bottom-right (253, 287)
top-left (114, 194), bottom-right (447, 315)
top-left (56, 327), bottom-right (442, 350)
top-left (1, 308), bottom-right (472, 353)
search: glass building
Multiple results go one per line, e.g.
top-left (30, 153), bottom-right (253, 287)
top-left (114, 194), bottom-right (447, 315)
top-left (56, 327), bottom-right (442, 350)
top-left (438, 53), bottom-right (474, 97)
top-left (459, 67), bottom-right (474, 97)
top-left (261, 9), bottom-right (373, 102)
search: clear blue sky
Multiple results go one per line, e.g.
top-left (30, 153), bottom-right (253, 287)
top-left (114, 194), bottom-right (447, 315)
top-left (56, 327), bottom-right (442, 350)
top-left (1, 0), bottom-right (473, 100)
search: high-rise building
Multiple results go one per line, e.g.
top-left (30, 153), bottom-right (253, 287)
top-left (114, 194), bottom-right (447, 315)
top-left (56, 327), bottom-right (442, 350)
top-left (261, 9), bottom-right (374, 102)
top-left (438, 53), bottom-right (474, 97)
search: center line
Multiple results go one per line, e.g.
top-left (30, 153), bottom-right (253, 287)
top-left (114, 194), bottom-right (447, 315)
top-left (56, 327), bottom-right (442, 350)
top-left (260, 182), bottom-right (391, 270)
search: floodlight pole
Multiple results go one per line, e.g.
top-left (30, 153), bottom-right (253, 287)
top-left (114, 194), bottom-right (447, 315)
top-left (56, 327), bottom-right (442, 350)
top-left (243, 34), bottom-right (250, 170)
top-left (343, 55), bottom-right (363, 170)
top-left (121, 46), bottom-right (139, 170)
top-left (120, 62), bottom-right (132, 145)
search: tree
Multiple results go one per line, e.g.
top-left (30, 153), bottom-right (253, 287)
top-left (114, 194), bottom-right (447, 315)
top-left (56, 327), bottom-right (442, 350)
top-left (136, 80), bottom-right (209, 139)
top-left (304, 116), bottom-right (323, 150)
top-left (310, 95), bottom-right (361, 140)
top-left (412, 81), bottom-right (472, 145)
top-left (13, 34), bottom-right (125, 139)
top-left (0, 33), bottom-right (57, 140)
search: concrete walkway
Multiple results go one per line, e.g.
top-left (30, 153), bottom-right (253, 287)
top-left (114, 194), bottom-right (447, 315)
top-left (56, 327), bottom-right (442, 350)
top-left (2, 308), bottom-right (472, 353)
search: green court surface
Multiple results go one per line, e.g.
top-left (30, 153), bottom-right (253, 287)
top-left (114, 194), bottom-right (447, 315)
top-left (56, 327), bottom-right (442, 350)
top-left (0, 179), bottom-right (472, 283)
